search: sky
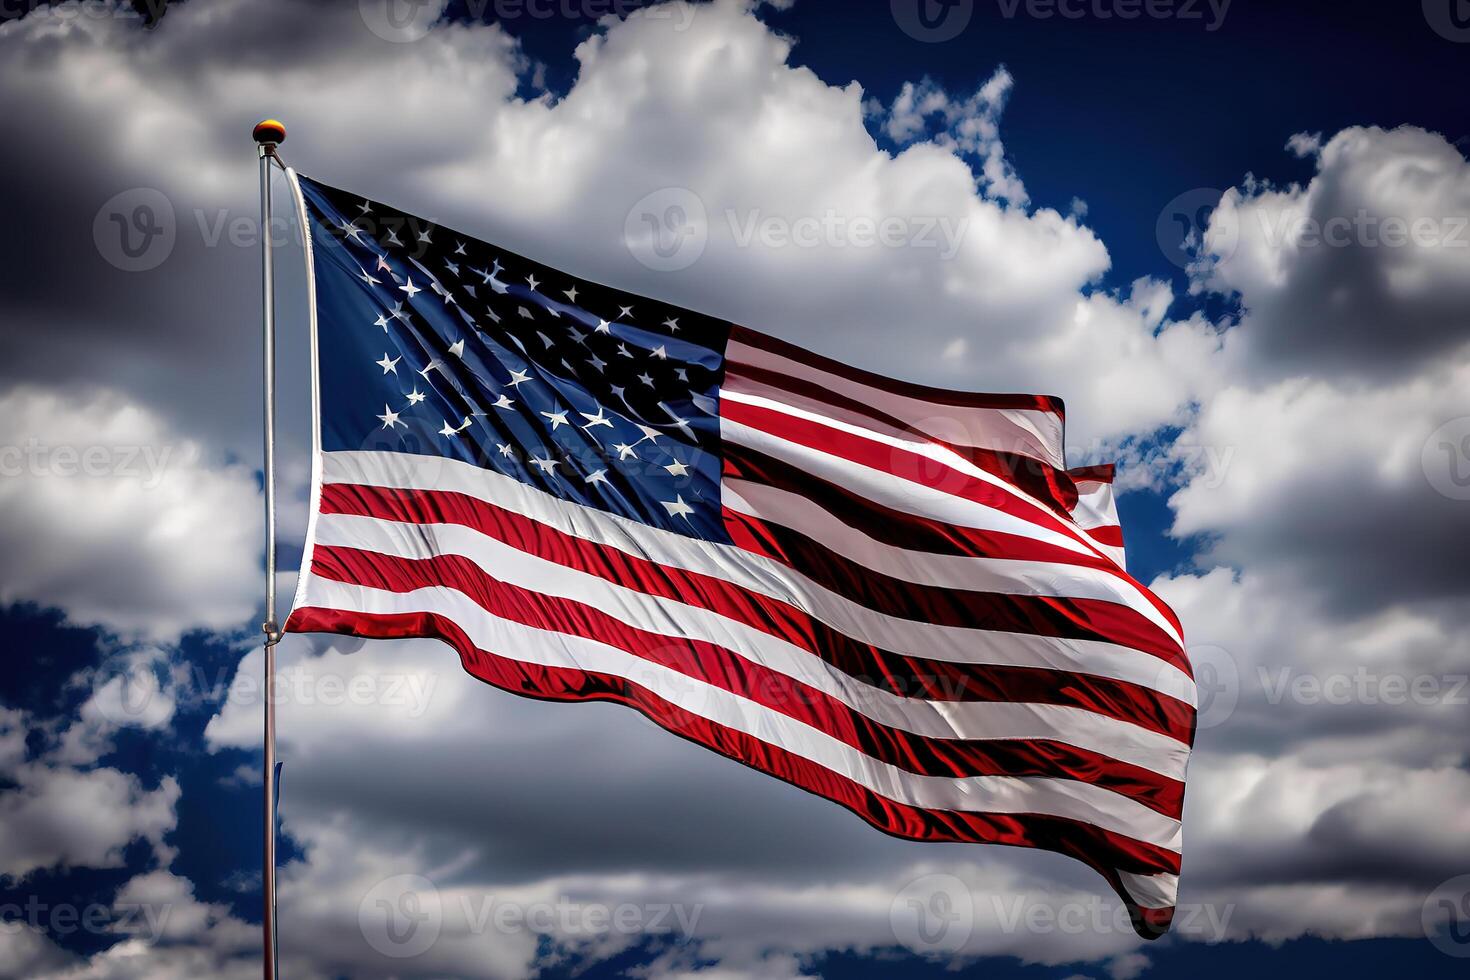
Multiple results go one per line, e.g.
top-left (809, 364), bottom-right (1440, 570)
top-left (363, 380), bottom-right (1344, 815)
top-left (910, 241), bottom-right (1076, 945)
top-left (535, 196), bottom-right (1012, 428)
top-left (0, 0), bottom-right (1467, 977)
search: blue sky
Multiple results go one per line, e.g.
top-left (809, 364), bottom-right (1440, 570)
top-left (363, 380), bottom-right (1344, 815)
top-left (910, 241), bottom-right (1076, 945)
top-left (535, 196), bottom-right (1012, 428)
top-left (0, 1), bottom-right (1467, 977)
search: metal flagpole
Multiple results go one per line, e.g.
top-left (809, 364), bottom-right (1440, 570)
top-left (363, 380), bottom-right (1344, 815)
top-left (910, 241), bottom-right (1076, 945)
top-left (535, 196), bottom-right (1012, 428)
top-left (252, 117), bottom-right (287, 980)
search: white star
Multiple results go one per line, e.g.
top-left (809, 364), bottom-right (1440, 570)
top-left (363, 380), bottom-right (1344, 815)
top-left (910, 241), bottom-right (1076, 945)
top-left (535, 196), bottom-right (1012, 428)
top-left (526, 274), bottom-right (540, 291)
top-left (675, 367), bottom-right (689, 382)
top-left (374, 313), bottom-right (391, 332)
top-left (613, 443), bottom-right (638, 461)
top-left (439, 419), bottom-right (460, 438)
top-left (492, 394), bottom-right (516, 410)
top-left (471, 266), bottom-right (493, 283)
top-left (338, 218), bottom-right (366, 245)
top-left (378, 405), bottom-right (404, 429)
top-left (580, 408), bottom-right (614, 429)
top-left (418, 359), bottom-right (442, 379)
top-left (664, 459), bottom-right (689, 477)
top-left (389, 301), bottom-right (410, 323)
top-left (635, 424), bottom-right (662, 442)
top-left (587, 354), bottom-right (607, 373)
top-left (376, 353), bottom-right (400, 374)
top-left (406, 388), bottom-right (427, 405)
top-left (384, 228), bottom-right (403, 247)
top-left (663, 318), bottom-right (680, 333)
top-left (564, 286), bottom-right (579, 302)
top-left (455, 240), bottom-right (468, 256)
top-left (618, 305), bottom-right (634, 319)
top-left (400, 277), bottom-right (421, 299)
top-left (665, 413), bottom-right (694, 438)
top-left (569, 326), bottom-right (587, 345)
top-left (444, 259), bottom-right (460, 277)
top-left (376, 254), bottom-right (392, 273)
top-left (541, 409), bottom-right (570, 430)
top-left (584, 468), bottom-right (609, 485)
top-left (417, 228), bottom-right (433, 244)
top-left (518, 307), bottom-right (534, 320)
top-left (661, 495), bottom-right (695, 519)
top-left (358, 268), bottom-right (381, 286)
top-left (651, 345), bottom-right (668, 359)
top-left (496, 442), bottom-right (515, 458)
top-left (537, 330), bottom-right (555, 349)
top-left (357, 200), bottom-right (373, 215)
top-left (595, 318), bottom-right (612, 334)
top-left (637, 372), bottom-right (655, 386)
top-left (507, 369), bottom-right (533, 389)
top-left (618, 344), bottom-right (634, 359)
top-left (448, 339), bottom-right (465, 358)
top-left (530, 456), bottom-right (560, 475)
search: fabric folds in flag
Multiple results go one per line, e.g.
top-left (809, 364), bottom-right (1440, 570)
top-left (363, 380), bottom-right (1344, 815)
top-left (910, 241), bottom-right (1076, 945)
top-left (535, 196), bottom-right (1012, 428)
top-left (284, 174), bottom-right (1195, 939)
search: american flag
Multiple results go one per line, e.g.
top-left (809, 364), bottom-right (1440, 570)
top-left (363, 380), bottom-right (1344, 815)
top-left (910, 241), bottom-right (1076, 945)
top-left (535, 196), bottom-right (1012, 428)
top-left (284, 175), bottom-right (1194, 939)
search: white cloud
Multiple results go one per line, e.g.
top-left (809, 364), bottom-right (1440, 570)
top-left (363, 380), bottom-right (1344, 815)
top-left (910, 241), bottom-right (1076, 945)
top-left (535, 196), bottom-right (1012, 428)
top-left (0, 385), bottom-right (261, 642)
top-left (0, 766), bottom-right (178, 880)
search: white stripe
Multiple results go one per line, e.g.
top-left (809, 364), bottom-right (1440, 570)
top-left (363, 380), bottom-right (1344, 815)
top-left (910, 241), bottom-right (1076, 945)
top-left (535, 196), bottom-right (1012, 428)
top-left (319, 452), bottom-right (1196, 705)
top-left (719, 412), bottom-right (1185, 650)
top-left (724, 476), bottom-right (1155, 628)
top-left (726, 338), bottom-right (1064, 467)
top-left (311, 512), bottom-right (1191, 778)
top-left (298, 576), bottom-right (1183, 852)
top-left (1117, 871), bottom-right (1178, 910)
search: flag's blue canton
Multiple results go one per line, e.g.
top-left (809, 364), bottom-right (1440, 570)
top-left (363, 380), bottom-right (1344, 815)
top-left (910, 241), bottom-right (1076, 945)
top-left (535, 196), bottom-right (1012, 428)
top-left (298, 177), bottom-right (732, 541)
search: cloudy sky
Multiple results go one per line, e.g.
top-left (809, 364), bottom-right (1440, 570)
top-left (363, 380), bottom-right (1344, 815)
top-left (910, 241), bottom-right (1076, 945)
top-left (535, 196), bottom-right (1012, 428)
top-left (1, 0), bottom-right (1467, 976)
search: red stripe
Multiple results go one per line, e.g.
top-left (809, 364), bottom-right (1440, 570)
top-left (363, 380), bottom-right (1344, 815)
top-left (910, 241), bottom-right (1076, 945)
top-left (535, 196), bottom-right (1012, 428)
top-left (723, 445), bottom-right (1184, 641)
top-left (722, 397), bottom-right (1100, 554)
top-left (1068, 463), bottom-right (1117, 484)
top-left (319, 483), bottom-right (1194, 741)
top-left (725, 362), bottom-right (1078, 513)
top-left (730, 325), bottom-right (1066, 417)
top-left (284, 604), bottom-right (1181, 887)
top-left (309, 543), bottom-right (1184, 815)
top-left (1084, 525), bottom-right (1125, 547)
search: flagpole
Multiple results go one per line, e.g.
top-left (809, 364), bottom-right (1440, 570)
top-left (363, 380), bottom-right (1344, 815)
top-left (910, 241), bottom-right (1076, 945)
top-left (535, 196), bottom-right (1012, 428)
top-left (253, 117), bottom-right (287, 980)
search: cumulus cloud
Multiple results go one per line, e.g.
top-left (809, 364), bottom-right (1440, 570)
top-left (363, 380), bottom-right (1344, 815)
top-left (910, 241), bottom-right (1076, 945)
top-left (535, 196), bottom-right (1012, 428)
top-left (0, 385), bottom-right (262, 642)
top-left (0, 765), bottom-right (179, 880)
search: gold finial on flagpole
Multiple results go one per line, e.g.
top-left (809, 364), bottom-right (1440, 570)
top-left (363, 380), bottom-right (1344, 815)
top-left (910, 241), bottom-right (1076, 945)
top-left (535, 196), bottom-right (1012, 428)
top-left (253, 118), bottom-right (287, 151)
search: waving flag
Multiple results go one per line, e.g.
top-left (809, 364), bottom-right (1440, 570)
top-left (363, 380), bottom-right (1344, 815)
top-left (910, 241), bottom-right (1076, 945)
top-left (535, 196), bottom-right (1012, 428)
top-left (284, 175), bottom-right (1194, 938)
